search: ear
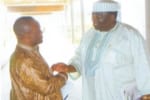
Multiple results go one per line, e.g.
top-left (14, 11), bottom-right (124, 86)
top-left (18, 32), bottom-right (30, 40)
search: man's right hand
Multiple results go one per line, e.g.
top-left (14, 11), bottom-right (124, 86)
top-left (51, 63), bottom-right (68, 72)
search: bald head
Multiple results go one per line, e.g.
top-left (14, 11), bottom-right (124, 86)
top-left (13, 16), bottom-right (43, 46)
top-left (13, 16), bottom-right (37, 36)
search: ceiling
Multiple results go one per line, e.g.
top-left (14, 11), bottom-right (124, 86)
top-left (3, 0), bottom-right (69, 14)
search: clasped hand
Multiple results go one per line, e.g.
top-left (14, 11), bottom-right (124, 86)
top-left (51, 62), bottom-right (69, 81)
top-left (51, 62), bottom-right (68, 72)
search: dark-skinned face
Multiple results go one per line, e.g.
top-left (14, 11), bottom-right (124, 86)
top-left (25, 20), bottom-right (43, 46)
top-left (92, 12), bottom-right (117, 31)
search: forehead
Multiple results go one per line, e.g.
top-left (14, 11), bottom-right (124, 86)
top-left (29, 20), bottom-right (40, 28)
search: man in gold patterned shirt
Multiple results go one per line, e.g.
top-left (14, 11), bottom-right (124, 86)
top-left (10, 16), bottom-right (67, 100)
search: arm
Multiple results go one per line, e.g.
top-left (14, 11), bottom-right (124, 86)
top-left (130, 31), bottom-right (150, 99)
top-left (18, 59), bottom-right (67, 95)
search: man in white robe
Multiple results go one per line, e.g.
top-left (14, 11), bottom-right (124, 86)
top-left (51, 0), bottom-right (150, 100)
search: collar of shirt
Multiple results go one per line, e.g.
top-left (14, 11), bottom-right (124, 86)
top-left (17, 43), bottom-right (39, 52)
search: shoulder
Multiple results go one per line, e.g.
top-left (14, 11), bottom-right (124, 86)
top-left (119, 22), bottom-right (143, 39)
top-left (118, 23), bottom-right (146, 47)
top-left (119, 23), bottom-right (139, 33)
top-left (10, 47), bottom-right (33, 67)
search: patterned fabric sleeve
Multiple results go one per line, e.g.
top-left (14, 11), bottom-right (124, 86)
top-left (18, 59), bottom-right (66, 95)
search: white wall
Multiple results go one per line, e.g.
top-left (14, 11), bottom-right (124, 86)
top-left (118, 0), bottom-right (146, 38)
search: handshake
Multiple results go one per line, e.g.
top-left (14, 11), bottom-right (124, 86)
top-left (51, 62), bottom-right (69, 73)
top-left (51, 63), bottom-right (75, 99)
top-left (51, 62), bottom-right (77, 80)
top-left (51, 62), bottom-right (76, 73)
top-left (51, 63), bottom-right (70, 81)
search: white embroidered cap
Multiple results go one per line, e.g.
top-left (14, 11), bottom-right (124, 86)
top-left (92, 1), bottom-right (120, 12)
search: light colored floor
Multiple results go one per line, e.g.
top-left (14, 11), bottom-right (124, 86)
top-left (0, 63), bottom-right (82, 100)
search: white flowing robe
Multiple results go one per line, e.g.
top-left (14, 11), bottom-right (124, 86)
top-left (69, 22), bottom-right (150, 100)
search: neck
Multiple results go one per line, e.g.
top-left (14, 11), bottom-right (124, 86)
top-left (17, 43), bottom-right (38, 51)
top-left (18, 39), bottom-right (35, 47)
